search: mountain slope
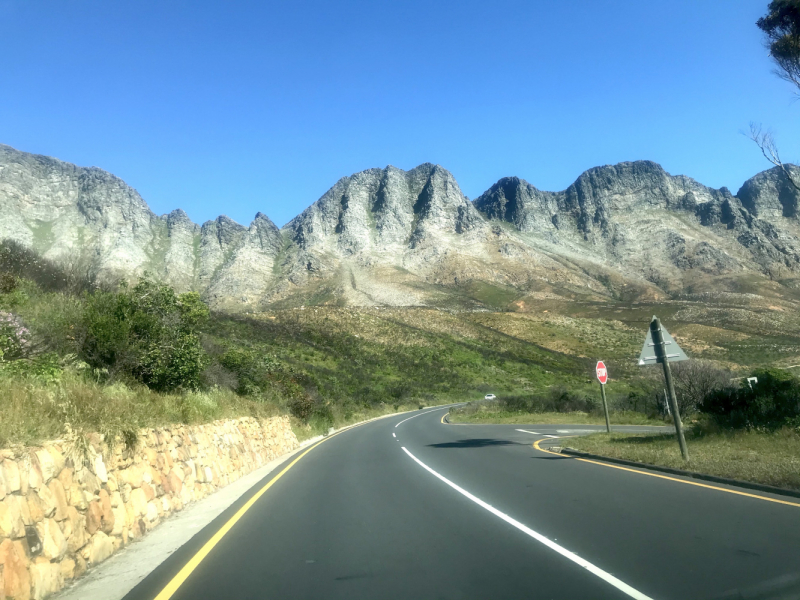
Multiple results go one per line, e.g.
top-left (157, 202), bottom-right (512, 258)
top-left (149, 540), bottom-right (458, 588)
top-left (2, 143), bottom-right (800, 310)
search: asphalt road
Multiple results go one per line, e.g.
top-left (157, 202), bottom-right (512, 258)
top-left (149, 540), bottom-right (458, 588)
top-left (124, 407), bottom-right (800, 600)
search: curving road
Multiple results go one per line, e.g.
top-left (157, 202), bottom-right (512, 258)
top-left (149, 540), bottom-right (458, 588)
top-left (123, 406), bottom-right (800, 600)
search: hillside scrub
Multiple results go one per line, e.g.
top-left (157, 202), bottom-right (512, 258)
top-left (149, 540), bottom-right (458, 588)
top-left (448, 390), bottom-right (669, 426)
top-left (699, 368), bottom-right (800, 429)
top-left (0, 245), bottom-right (595, 444)
top-left (81, 278), bottom-right (210, 391)
top-left (4, 242), bottom-right (800, 448)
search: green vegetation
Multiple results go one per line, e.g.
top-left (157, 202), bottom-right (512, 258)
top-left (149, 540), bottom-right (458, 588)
top-left (81, 279), bottom-right (209, 391)
top-left (448, 391), bottom-right (667, 426)
top-left (4, 239), bottom-right (800, 460)
top-left (700, 368), bottom-right (800, 430)
top-left (0, 242), bottom-right (595, 446)
top-left (564, 425), bottom-right (800, 492)
top-left (449, 410), bottom-right (663, 426)
top-left (559, 365), bottom-right (800, 492)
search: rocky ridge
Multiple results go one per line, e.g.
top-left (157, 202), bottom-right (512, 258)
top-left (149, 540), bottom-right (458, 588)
top-left (2, 143), bottom-right (800, 310)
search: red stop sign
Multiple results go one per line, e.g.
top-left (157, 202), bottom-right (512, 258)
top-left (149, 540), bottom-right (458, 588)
top-left (596, 361), bottom-right (608, 385)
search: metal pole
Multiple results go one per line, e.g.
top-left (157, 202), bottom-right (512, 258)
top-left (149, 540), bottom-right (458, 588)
top-left (651, 316), bottom-right (689, 461)
top-left (600, 382), bottom-right (611, 433)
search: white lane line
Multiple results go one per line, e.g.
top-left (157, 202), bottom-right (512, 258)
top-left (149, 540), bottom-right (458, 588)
top-left (394, 406), bottom-right (452, 428)
top-left (401, 447), bottom-right (654, 600)
top-left (556, 429), bottom-right (596, 434)
top-left (392, 433), bottom-right (396, 438)
top-left (544, 435), bottom-right (559, 438)
top-left (516, 429), bottom-right (541, 435)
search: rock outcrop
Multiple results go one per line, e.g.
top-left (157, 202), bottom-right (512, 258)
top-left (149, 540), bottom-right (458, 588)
top-left (3, 143), bottom-right (800, 309)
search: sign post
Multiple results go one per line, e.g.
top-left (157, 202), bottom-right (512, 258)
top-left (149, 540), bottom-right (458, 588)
top-left (639, 316), bottom-right (689, 461)
top-left (596, 361), bottom-right (610, 433)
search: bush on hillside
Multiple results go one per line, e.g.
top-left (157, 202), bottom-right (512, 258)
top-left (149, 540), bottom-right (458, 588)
top-left (0, 310), bottom-right (32, 361)
top-left (699, 368), bottom-right (800, 429)
top-left (0, 240), bottom-right (96, 294)
top-left (217, 346), bottom-right (330, 421)
top-left (81, 277), bottom-right (209, 391)
top-left (490, 387), bottom-right (599, 414)
top-left (670, 360), bottom-right (732, 416)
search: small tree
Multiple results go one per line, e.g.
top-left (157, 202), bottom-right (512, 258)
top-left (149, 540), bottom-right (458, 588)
top-left (670, 360), bottom-right (732, 416)
top-left (757, 1), bottom-right (800, 90)
top-left (751, 1), bottom-right (800, 189)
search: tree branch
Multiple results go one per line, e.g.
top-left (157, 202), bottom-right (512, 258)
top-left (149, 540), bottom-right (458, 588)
top-left (748, 122), bottom-right (800, 192)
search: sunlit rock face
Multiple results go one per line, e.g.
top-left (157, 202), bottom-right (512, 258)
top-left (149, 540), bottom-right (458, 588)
top-left (3, 142), bottom-right (800, 310)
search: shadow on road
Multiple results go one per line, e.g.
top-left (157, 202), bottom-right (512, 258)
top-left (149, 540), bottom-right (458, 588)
top-left (427, 438), bottom-right (523, 449)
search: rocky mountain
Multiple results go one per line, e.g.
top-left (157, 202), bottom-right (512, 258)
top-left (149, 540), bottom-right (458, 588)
top-left (2, 143), bottom-right (800, 311)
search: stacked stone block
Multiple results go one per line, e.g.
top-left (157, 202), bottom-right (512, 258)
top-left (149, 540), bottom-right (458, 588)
top-left (0, 416), bottom-right (298, 600)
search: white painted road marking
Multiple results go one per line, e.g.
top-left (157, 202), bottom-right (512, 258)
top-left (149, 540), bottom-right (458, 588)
top-left (544, 435), bottom-right (560, 438)
top-left (392, 433), bottom-right (396, 438)
top-left (515, 429), bottom-right (541, 435)
top-left (556, 429), bottom-right (598, 434)
top-left (394, 406), bottom-right (453, 428)
top-left (401, 447), bottom-right (655, 600)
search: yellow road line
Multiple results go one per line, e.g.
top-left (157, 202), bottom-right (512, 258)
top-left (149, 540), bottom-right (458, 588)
top-left (440, 412), bottom-right (447, 424)
top-left (153, 428), bottom-right (350, 600)
top-left (533, 439), bottom-right (800, 509)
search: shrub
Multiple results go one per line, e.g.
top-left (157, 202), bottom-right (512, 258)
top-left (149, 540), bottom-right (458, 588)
top-left (81, 277), bottom-right (210, 391)
top-left (0, 310), bottom-right (32, 361)
top-left (0, 353), bottom-right (63, 383)
top-left (0, 272), bottom-right (18, 294)
top-left (0, 240), bottom-right (96, 294)
top-left (489, 388), bottom-right (599, 415)
top-left (670, 360), bottom-right (731, 416)
top-left (699, 368), bottom-right (800, 429)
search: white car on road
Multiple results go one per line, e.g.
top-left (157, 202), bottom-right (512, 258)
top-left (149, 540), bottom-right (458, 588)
top-left (484, 394), bottom-right (496, 400)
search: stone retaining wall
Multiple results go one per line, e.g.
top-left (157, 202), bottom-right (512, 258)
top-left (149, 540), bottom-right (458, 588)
top-left (0, 416), bottom-right (299, 600)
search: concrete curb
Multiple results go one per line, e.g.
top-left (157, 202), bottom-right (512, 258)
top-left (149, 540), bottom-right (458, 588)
top-left (559, 447), bottom-right (800, 500)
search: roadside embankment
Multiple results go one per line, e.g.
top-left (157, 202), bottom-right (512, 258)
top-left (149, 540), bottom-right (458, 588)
top-left (0, 416), bottom-right (298, 600)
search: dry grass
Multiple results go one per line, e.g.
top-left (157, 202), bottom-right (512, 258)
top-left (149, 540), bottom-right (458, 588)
top-left (0, 370), bottom-right (282, 447)
top-left (565, 427), bottom-right (800, 491)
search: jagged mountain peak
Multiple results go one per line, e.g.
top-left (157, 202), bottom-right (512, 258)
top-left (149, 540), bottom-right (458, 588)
top-left (284, 162), bottom-right (480, 255)
top-left (736, 164), bottom-right (800, 219)
top-left (4, 142), bottom-right (800, 310)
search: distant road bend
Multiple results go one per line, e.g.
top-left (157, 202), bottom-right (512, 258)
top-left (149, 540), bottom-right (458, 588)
top-left (124, 406), bottom-right (800, 600)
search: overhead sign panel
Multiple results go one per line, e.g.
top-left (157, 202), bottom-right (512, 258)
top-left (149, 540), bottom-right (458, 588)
top-left (638, 325), bottom-right (689, 365)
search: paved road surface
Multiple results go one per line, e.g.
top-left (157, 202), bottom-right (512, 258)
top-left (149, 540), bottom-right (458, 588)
top-left (123, 407), bottom-right (800, 600)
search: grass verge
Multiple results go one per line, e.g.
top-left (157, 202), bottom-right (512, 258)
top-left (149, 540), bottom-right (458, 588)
top-left (447, 409), bottom-right (667, 426)
top-left (0, 363), bottom-right (451, 447)
top-left (0, 369), bottom-right (283, 448)
top-left (564, 426), bottom-right (800, 491)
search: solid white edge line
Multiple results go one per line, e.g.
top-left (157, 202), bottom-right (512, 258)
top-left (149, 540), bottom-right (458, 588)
top-left (544, 434), bottom-right (559, 438)
top-left (401, 447), bottom-right (655, 600)
top-left (515, 429), bottom-right (541, 435)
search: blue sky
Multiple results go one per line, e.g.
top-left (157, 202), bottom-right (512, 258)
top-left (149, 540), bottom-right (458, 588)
top-left (1, 0), bottom-right (798, 227)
